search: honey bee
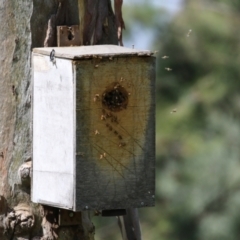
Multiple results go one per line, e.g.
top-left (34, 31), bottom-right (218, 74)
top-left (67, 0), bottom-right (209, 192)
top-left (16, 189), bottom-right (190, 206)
top-left (101, 115), bottom-right (106, 120)
top-left (93, 94), bottom-right (100, 102)
top-left (114, 84), bottom-right (120, 89)
top-left (187, 29), bottom-right (192, 37)
top-left (95, 130), bottom-right (100, 135)
top-left (119, 142), bottom-right (126, 147)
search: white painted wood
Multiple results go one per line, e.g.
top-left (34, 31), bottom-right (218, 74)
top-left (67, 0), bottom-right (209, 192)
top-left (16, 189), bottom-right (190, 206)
top-left (32, 54), bottom-right (75, 209)
top-left (33, 45), bottom-right (153, 60)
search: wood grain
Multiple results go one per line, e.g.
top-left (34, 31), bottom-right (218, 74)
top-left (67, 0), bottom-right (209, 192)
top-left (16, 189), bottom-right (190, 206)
top-left (74, 56), bottom-right (155, 210)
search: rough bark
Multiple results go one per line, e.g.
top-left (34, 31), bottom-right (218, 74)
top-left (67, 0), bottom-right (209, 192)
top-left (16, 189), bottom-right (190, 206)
top-left (0, 0), bottom-right (84, 239)
top-left (0, 1), bottom-right (38, 239)
top-left (0, 0), bottom-right (128, 239)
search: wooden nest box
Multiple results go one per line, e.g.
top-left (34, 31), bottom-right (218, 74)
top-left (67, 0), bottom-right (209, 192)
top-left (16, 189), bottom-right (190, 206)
top-left (31, 45), bottom-right (155, 211)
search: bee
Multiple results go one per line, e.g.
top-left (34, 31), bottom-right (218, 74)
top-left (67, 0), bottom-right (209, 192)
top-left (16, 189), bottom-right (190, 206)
top-left (101, 115), bottom-right (106, 120)
top-left (187, 29), bottom-right (192, 37)
top-left (93, 94), bottom-right (100, 102)
top-left (114, 84), bottom-right (120, 89)
top-left (119, 142), bottom-right (126, 147)
top-left (95, 130), bottom-right (100, 135)
top-left (171, 109), bottom-right (177, 114)
top-left (165, 68), bottom-right (172, 71)
top-left (162, 56), bottom-right (169, 59)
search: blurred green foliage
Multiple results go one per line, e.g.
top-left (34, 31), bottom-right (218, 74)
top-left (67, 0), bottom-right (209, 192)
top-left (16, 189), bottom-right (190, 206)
top-left (154, 1), bottom-right (240, 240)
top-left (95, 1), bottom-right (240, 240)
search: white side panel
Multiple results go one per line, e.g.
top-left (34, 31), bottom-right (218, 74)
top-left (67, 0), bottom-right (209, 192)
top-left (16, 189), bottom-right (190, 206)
top-left (33, 172), bottom-right (74, 209)
top-left (32, 54), bottom-right (74, 209)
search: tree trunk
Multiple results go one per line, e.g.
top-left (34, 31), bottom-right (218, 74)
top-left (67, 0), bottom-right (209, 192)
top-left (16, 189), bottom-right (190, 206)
top-left (0, 0), bottom-right (122, 239)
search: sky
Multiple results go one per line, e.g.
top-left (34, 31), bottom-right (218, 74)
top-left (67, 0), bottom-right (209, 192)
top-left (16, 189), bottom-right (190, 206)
top-left (123, 0), bottom-right (183, 49)
top-left (153, 0), bottom-right (183, 14)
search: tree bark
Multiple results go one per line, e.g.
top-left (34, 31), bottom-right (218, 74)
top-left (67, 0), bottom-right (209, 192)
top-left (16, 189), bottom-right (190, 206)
top-left (0, 0), bottom-right (123, 239)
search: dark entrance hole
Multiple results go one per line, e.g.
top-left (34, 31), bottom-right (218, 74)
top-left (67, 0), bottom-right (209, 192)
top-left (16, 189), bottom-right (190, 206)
top-left (102, 83), bottom-right (128, 112)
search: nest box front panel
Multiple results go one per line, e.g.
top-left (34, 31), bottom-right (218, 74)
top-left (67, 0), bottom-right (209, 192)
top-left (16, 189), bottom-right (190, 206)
top-left (74, 56), bottom-right (155, 210)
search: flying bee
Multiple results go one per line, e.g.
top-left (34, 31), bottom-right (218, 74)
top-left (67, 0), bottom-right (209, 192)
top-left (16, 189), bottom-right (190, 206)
top-left (162, 56), bottom-right (169, 59)
top-left (165, 68), bottom-right (172, 71)
top-left (171, 109), bottom-right (177, 114)
top-left (187, 29), bottom-right (192, 37)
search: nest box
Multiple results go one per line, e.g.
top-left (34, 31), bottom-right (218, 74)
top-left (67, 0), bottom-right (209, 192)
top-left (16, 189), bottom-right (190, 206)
top-left (31, 45), bottom-right (155, 211)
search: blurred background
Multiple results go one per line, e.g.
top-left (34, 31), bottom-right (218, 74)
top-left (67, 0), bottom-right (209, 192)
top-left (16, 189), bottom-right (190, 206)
top-left (94, 0), bottom-right (240, 239)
